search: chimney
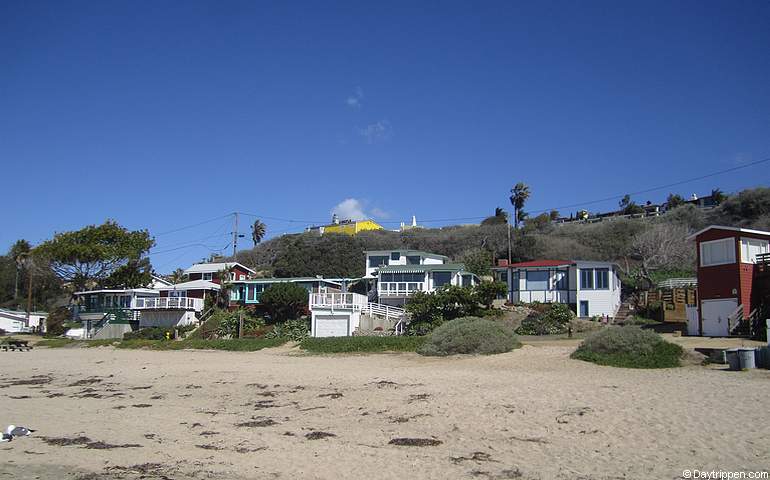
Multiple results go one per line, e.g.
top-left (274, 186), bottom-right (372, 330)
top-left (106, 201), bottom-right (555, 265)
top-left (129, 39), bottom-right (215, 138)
top-left (497, 259), bottom-right (509, 267)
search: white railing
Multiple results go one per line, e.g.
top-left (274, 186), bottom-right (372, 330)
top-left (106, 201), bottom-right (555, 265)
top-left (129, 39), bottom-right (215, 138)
top-left (365, 303), bottom-right (405, 321)
top-left (657, 278), bottom-right (698, 289)
top-left (133, 297), bottom-right (204, 312)
top-left (309, 293), bottom-right (406, 322)
top-left (309, 293), bottom-right (368, 311)
top-left (727, 304), bottom-right (744, 335)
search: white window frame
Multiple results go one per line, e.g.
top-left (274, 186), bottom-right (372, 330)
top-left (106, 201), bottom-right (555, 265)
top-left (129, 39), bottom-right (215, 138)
top-left (740, 237), bottom-right (769, 264)
top-left (700, 238), bottom-right (736, 267)
top-left (202, 272), bottom-right (213, 281)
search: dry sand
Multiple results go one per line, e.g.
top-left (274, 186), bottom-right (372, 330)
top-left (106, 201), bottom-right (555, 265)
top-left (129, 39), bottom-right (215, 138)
top-left (1, 342), bottom-right (769, 479)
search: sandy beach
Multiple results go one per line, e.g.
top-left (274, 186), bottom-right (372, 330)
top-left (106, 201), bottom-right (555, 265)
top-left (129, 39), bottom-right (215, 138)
top-left (1, 341), bottom-right (769, 479)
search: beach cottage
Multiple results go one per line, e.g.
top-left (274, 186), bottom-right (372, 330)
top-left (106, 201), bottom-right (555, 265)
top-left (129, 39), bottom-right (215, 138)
top-left (492, 259), bottom-right (621, 318)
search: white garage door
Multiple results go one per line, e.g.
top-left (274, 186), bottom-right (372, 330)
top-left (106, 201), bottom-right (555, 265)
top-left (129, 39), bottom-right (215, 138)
top-left (314, 315), bottom-right (349, 337)
top-left (701, 298), bottom-right (738, 337)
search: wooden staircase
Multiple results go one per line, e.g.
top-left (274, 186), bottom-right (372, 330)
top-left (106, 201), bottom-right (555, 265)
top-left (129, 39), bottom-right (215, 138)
top-left (613, 302), bottom-right (633, 323)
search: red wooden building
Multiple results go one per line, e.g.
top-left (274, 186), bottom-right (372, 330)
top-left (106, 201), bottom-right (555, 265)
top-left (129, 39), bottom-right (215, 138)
top-left (688, 225), bottom-right (770, 336)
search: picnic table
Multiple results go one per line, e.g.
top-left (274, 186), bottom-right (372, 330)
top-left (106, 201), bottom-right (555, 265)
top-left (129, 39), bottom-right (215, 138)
top-left (1, 339), bottom-right (33, 352)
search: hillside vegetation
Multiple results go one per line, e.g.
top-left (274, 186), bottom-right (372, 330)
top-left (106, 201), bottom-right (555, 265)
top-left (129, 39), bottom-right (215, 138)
top-left (232, 188), bottom-right (770, 283)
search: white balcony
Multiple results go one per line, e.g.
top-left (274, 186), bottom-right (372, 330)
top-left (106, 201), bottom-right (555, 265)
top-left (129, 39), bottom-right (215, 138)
top-left (309, 293), bottom-right (368, 311)
top-left (133, 297), bottom-right (204, 312)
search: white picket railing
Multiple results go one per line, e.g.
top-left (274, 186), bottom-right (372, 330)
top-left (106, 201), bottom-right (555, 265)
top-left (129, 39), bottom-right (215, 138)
top-left (309, 293), bottom-right (405, 322)
top-left (133, 297), bottom-right (204, 312)
top-left (365, 303), bottom-right (405, 322)
top-left (309, 293), bottom-right (368, 311)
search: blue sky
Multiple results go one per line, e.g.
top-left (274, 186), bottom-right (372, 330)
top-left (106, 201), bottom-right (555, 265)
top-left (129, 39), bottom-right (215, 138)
top-left (2, 0), bottom-right (769, 273)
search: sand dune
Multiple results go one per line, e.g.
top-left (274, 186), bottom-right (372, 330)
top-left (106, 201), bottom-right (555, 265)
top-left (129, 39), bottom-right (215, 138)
top-left (1, 343), bottom-right (768, 479)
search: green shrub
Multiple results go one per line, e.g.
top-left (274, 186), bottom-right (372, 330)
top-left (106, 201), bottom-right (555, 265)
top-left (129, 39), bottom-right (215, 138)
top-left (45, 306), bottom-right (71, 336)
top-left (474, 281), bottom-right (508, 308)
top-left (123, 327), bottom-right (171, 340)
top-left (417, 317), bottom-right (521, 356)
top-left (116, 337), bottom-right (287, 351)
top-left (405, 285), bottom-right (480, 335)
top-left (571, 327), bottom-right (683, 368)
top-left (515, 303), bottom-right (575, 335)
top-left (265, 317), bottom-right (310, 341)
top-left (215, 309), bottom-right (266, 337)
top-left (260, 283), bottom-right (309, 322)
top-left (621, 315), bottom-right (660, 326)
top-left (300, 336), bottom-right (426, 353)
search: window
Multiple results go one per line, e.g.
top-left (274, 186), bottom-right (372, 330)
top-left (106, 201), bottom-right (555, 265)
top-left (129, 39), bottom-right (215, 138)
top-left (461, 275), bottom-right (474, 287)
top-left (700, 238), bottom-right (736, 267)
top-left (391, 252), bottom-right (401, 261)
top-left (433, 271), bottom-right (452, 287)
top-left (525, 270), bottom-right (548, 291)
top-left (229, 272), bottom-right (235, 281)
top-left (406, 255), bottom-right (421, 265)
top-left (580, 269), bottom-right (594, 289)
top-left (595, 269), bottom-right (609, 289)
top-left (239, 274), bottom-right (246, 280)
top-left (203, 272), bottom-right (213, 281)
top-left (368, 256), bottom-right (389, 268)
top-left (740, 237), bottom-right (769, 264)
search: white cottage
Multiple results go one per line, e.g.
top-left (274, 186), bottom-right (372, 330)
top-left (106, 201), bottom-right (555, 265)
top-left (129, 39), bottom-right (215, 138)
top-left (493, 259), bottom-right (621, 318)
top-left (364, 250), bottom-right (479, 306)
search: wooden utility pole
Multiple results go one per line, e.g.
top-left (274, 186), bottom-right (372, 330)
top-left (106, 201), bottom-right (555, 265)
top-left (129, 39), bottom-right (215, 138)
top-left (26, 269), bottom-right (33, 325)
top-left (232, 212), bottom-right (239, 257)
top-left (238, 311), bottom-right (244, 339)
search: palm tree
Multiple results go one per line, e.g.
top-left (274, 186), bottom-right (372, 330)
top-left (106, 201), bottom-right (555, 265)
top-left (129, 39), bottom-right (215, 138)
top-left (509, 183), bottom-right (530, 229)
top-left (251, 220), bottom-right (266, 246)
top-left (711, 188), bottom-right (727, 205)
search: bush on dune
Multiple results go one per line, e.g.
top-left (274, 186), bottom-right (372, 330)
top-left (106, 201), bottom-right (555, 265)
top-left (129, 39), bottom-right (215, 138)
top-left (417, 317), bottom-right (521, 356)
top-left (571, 327), bottom-right (683, 368)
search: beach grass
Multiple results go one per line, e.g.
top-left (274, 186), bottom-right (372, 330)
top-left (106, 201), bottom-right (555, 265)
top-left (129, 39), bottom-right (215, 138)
top-left (299, 336), bottom-right (426, 353)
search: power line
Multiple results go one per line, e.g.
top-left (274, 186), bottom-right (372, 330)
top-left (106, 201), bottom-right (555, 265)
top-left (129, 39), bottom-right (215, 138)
top-left (154, 213), bottom-right (233, 237)
top-left (528, 156), bottom-right (770, 215)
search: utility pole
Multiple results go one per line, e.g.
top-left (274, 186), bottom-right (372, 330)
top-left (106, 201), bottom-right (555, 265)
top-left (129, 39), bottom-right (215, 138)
top-left (26, 267), bottom-right (33, 325)
top-left (507, 216), bottom-right (512, 264)
top-left (232, 212), bottom-right (239, 257)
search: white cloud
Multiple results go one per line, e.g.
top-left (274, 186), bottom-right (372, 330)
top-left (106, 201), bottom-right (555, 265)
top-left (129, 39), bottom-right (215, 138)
top-left (370, 207), bottom-right (390, 219)
top-left (357, 120), bottom-right (392, 144)
top-left (330, 198), bottom-right (390, 221)
top-left (332, 198), bottom-right (367, 221)
top-left (346, 86), bottom-right (364, 109)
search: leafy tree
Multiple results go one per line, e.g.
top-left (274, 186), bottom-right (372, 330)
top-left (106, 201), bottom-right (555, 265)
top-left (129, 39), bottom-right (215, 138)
top-left (251, 219), bottom-right (267, 245)
top-left (509, 183), bottom-right (530, 229)
top-left (666, 193), bottom-right (685, 209)
top-left (33, 220), bottom-right (154, 291)
top-left (619, 194), bottom-right (644, 215)
top-left (104, 257), bottom-right (153, 289)
top-left (167, 268), bottom-right (186, 284)
top-left (45, 306), bottom-right (71, 336)
top-left (481, 208), bottom-right (507, 226)
top-left (461, 248), bottom-right (493, 277)
top-left (474, 281), bottom-right (507, 308)
top-left (260, 282), bottom-right (309, 322)
top-left (710, 188), bottom-right (727, 205)
top-left (549, 210), bottom-right (560, 221)
top-left (405, 285), bottom-right (480, 335)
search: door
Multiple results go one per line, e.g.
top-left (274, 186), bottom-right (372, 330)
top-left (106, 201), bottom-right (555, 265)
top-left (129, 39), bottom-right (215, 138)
top-left (314, 315), bottom-right (349, 337)
top-left (579, 301), bottom-right (589, 317)
top-left (701, 298), bottom-right (738, 337)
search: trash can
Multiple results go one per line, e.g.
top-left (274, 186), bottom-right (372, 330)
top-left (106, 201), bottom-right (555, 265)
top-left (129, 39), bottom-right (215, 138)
top-left (725, 349), bottom-right (741, 371)
top-left (738, 348), bottom-right (756, 370)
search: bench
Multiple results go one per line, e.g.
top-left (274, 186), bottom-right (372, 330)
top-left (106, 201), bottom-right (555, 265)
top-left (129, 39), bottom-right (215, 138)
top-left (1, 340), bottom-right (33, 352)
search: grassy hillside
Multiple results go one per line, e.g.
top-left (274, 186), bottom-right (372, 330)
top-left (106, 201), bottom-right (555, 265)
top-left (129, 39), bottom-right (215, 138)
top-left (231, 188), bottom-right (770, 281)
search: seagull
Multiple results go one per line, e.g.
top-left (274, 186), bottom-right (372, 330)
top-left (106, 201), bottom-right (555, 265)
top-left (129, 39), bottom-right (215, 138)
top-left (5, 425), bottom-right (35, 438)
top-left (0, 432), bottom-right (11, 443)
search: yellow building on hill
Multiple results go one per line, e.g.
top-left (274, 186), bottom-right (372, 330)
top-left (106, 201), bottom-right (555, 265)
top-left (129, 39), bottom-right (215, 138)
top-left (306, 215), bottom-right (384, 236)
